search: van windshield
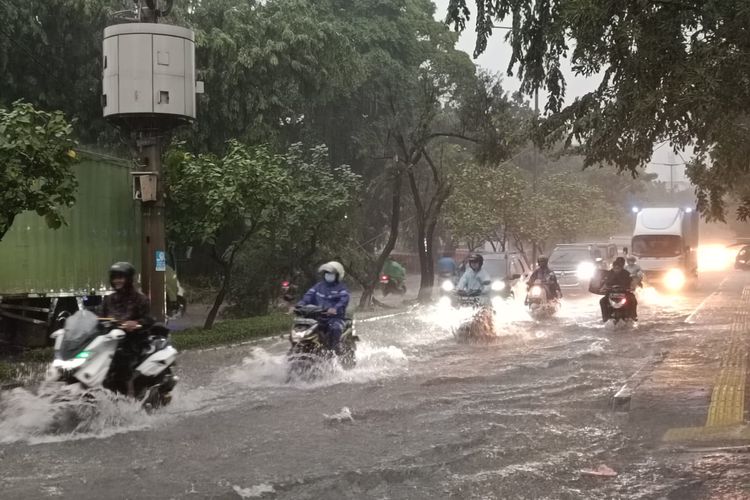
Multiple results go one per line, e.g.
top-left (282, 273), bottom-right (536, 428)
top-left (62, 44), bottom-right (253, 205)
top-left (632, 235), bottom-right (682, 257)
top-left (549, 249), bottom-right (592, 267)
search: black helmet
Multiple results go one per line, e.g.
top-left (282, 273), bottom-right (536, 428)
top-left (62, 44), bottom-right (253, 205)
top-left (613, 257), bottom-right (626, 267)
top-left (537, 255), bottom-right (549, 266)
top-left (467, 253), bottom-right (484, 268)
top-left (109, 262), bottom-right (136, 287)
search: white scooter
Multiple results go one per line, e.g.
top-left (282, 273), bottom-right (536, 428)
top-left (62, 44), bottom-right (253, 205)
top-left (48, 310), bottom-right (178, 409)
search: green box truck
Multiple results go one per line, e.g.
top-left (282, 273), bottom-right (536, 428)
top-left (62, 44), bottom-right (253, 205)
top-left (0, 151), bottom-right (141, 347)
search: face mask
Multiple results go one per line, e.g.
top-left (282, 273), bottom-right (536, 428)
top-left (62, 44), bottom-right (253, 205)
top-left (324, 273), bottom-right (336, 283)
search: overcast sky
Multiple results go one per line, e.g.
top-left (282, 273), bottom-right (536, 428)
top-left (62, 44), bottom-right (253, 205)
top-left (432, 0), bottom-right (690, 183)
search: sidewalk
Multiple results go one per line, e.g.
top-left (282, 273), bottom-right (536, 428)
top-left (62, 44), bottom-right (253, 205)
top-left (628, 272), bottom-right (750, 444)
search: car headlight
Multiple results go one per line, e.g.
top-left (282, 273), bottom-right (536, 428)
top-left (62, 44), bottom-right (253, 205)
top-left (576, 262), bottom-right (596, 280)
top-left (491, 280), bottom-right (506, 292)
top-left (664, 268), bottom-right (686, 291)
top-left (441, 280), bottom-right (454, 292)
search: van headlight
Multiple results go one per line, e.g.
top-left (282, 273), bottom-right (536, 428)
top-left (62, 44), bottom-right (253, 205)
top-left (576, 262), bottom-right (596, 280)
top-left (664, 268), bottom-right (686, 291)
top-left (491, 280), bottom-right (505, 292)
top-left (441, 280), bottom-right (454, 292)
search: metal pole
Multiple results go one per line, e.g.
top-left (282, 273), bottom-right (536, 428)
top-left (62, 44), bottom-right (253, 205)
top-left (138, 135), bottom-right (166, 323)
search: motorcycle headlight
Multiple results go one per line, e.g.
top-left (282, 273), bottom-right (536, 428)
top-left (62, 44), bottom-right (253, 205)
top-left (491, 280), bottom-right (506, 292)
top-left (441, 280), bottom-right (454, 292)
top-left (530, 286), bottom-right (543, 298)
top-left (576, 262), bottom-right (596, 280)
top-left (664, 268), bottom-right (686, 291)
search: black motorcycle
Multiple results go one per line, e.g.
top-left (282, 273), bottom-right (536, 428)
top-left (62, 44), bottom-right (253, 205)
top-left (603, 286), bottom-right (636, 324)
top-left (287, 305), bottom-right (359, 378)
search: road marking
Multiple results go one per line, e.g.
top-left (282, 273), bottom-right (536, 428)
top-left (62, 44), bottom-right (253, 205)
top-left (664, 286), bottom-right (750, 441)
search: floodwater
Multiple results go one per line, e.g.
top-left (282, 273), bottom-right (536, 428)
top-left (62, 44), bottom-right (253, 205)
top-left (1, 273), bottom-right (748, 499)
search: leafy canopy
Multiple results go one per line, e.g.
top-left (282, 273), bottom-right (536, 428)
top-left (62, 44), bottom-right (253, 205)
top-left (0, 101), bottom-right (78, 241)
top-left (446, 0), bottom-right (750, 220)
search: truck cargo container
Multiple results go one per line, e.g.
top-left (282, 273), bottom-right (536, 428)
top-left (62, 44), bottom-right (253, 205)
top-left (0, 151), bottom-right (140, 347)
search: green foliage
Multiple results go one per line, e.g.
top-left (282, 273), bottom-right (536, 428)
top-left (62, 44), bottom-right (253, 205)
top-left (445, 162), bottom-right (527, 250)
top-left (165, 140), bottom-right (359, 321)
top-left (446, 0), bottom-right (750, 220)
top-left (178, 0), bottom-right (361, 152)
top-left (170, 314), bottom-right (292, 350)
top-left (0, 0), bottom-right (123, 144)
top-left (165, 140), bottom-right (288, 250)
top-left (515, 174), bottom-right (618, 249)
top-left (0, 101), bottom-right (78, 241)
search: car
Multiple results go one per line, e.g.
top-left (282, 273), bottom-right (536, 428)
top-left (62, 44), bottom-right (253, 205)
top-left (479, 252), bottom-right (532, 299)
top-left (736, 245), bottom-right (750, 270)
top-left (547, 244), bottom-right (606, 290)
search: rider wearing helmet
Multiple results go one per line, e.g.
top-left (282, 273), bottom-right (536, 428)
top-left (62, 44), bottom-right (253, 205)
top-left (600, 257), bottom-right (638, 321)
top-left (296, 261), bottom-right (350, 351)
top-left (457, 254), bottom-right (491, 293)
top-left (99, 262), bottom-right (154, 395)
top-left (527, 256), bottom-right (562, 298)
top-left (624, 255), bottom-right (644, 286)
top-left (100, 262), bottom-right (153, 331)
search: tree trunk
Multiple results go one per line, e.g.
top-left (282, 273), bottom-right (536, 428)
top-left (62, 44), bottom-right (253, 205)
top-left (205, 263), bottom-right (231, 329)
top-left (359, 167), bottom-right (402, 308)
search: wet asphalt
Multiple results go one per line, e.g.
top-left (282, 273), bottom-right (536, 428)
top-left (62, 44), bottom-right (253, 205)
top-left (1, 271), bottom-right (749, 499)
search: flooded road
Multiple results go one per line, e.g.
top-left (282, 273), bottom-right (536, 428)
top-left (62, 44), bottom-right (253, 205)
top-left (1, 271), bottom-right (749, 499)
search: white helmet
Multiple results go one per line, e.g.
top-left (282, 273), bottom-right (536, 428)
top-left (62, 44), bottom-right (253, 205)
top-left (318, 261), bottom-right (345, 280)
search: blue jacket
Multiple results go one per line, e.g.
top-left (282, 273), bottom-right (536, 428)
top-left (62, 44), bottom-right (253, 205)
top-left (297, 280), bottom-right (350, 318)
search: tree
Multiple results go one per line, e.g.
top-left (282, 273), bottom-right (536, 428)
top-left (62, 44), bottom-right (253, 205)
top-left (165, 141), bottom-right (290, 328)
top-left (0, 0), bottom-right (124, 145)
top-left (445, 162), bottom-right (527, 251)
top-left (165, 140), bottom-right (358, 327)
top-left (446, 0), bottom-right (750, 221)
top-left (0, 101), bottom-right (77, 241)
top-left (515, 174), bottom-right (618, 253)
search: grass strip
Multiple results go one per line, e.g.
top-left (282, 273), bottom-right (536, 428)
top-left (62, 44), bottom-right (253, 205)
top-left (169, 314), bottom-right (292, 350)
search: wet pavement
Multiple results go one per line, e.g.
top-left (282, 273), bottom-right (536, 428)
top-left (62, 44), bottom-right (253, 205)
top-left (1, 271), bottom-right (749, 499)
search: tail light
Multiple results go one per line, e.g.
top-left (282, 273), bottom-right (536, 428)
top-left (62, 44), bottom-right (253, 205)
top-left (380, 275), bottom-right (389, 283)
top-left (281, 281), bottom-right (290, 288)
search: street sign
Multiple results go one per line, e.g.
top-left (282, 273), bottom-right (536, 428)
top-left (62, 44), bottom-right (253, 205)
top-left (155, 250), bottom-right (166, 272)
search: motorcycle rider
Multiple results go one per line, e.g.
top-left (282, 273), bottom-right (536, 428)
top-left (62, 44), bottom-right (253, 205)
top-left (457, 253), bottom-right (491, 293)
top-left (296, 261), bottom-right (350, 352)
top-left (382, 258), bottom-right (406, 292)
top-left (437, 253), bottom-right (457, 279)
top-left (527, 256), bottom-right (562, 299)
top-left (624, 255), bottom-right (644, 287)
top-left (600, 257), bottom-right (638, 321)
top-left (98, 262), bottom-right (154, 396)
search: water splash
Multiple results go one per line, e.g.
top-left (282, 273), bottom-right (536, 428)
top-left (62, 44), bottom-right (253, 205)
top-left (226, 343), bottom-right (408, 390)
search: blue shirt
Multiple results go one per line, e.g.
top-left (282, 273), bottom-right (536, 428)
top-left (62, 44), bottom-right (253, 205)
top-left (297, 280), bottom-right (350, 318)
top-left (438, 257), bottom-right (456, 274)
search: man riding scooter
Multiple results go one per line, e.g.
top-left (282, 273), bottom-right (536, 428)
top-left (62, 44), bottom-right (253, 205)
top-left (380, 258), bottom-right (407, 296)
top-left (296, 261), bottom-right (350, 353)
top-left (98, 262), bottom-right (155, 396)
top-left (599, 257), bottom-right (638, 322)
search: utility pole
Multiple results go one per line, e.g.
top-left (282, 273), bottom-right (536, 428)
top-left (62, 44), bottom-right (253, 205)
top-left (102, 0), bottom-right (201, 322)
